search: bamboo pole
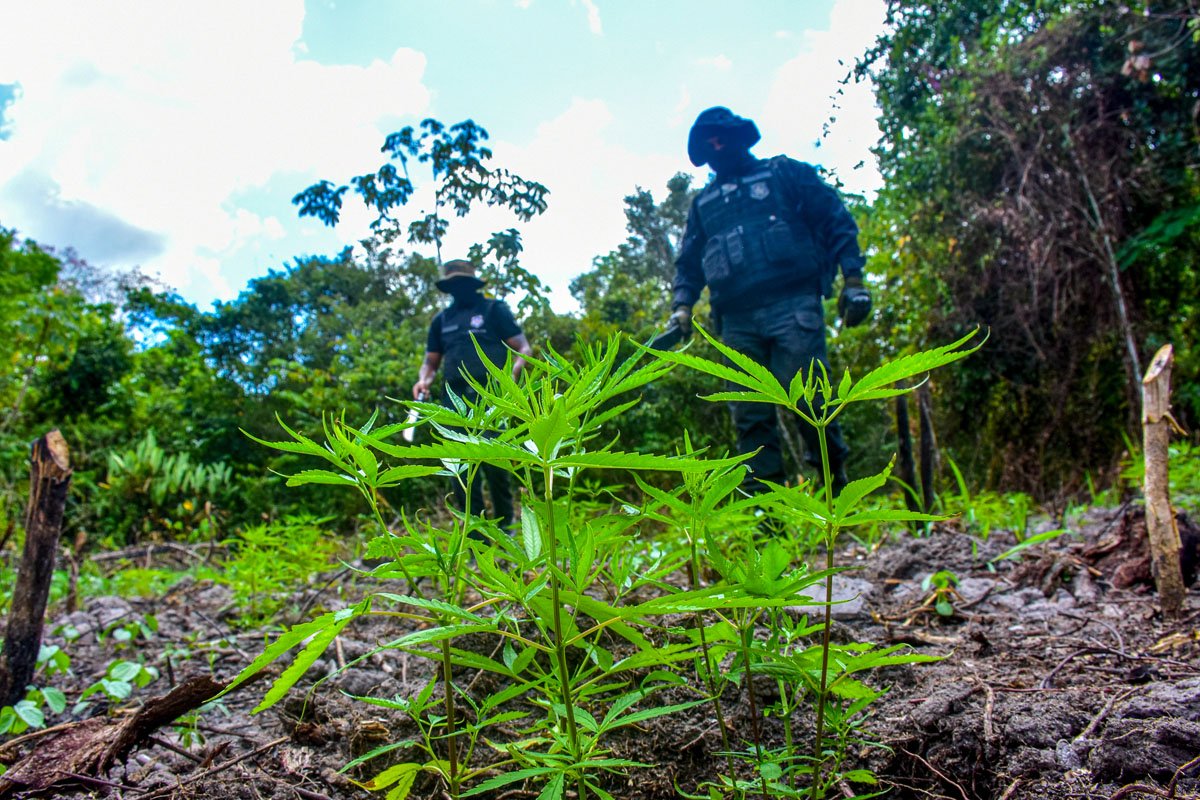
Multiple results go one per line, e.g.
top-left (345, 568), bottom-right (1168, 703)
top-left (1141, 344), bottom-right (1185, 616)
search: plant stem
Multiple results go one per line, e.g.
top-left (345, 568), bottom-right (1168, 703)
top-left (810, 424), bottom-right (834, 800)
top-left (689, 527), bottom-right (736, 782)
top-left (441, 637), bottom-right (460, 799)
top-left (810, 538), bottom-right (835, 800)
top-left (736, 613), bottom-right (770, 800)
top-left (543, 465), bottom-right (586, 800)
top-left (770, 609), bottom-right (796, 792)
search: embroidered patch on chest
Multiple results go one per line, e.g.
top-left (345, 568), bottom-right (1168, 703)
top-left (470, 314), bottom-right (485, 329)
top-left (749, 182), bottom-right (770, 200)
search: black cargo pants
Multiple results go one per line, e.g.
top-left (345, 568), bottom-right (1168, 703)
top-left (719, 293), bottom-right (850, 492)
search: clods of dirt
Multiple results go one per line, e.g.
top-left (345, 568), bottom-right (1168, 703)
top-left (2, 504), bottom-right (1197, 799)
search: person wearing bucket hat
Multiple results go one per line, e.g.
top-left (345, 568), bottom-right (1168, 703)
top-left (670, 106), bottom-right (872, 498)
top-left (414, 259), bottom-right (532, 531)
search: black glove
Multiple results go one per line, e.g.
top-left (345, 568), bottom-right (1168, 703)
top-left (838, 275), bottom-right (872, 327)
top-left (670, 305), bottom-right (693, 337)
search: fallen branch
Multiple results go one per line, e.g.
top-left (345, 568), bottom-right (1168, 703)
top-left (0, 674), bottom-right (226, 797)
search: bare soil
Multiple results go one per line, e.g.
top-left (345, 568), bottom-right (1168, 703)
top-left (2, 504), bottom-right (1198, 799)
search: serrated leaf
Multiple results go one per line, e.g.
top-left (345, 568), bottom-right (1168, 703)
top-left (285, 469), bottom-right (358, 487)
top-left (460, 766), bottom-right (557, 796)
top-left (556, 450), bottom-right (743, 472)
top-left (381, 622), bottom-right (496, 651)
top-left (376, 465), bottom-right (444, 486)
top-left (833, 463), bottom-right (893, 520)
top-left (522, 507), bottom-right (542, 560)
top-left (375, 593), bottom-right (485, 623)
top-left (536, 772), bottom-right (565, 800)
top-left (837, 508), bottom-right (947, 527)
top-left (842, 329), bottom-right (984, 403)
top-left (359, 762), bottom-right (422, 792)
top-left (842, 769), bottom-right (878, 784)
top-left (255, 622), bottom-right (342, 713)
top-left (221, 602), bottom-right (366, 700)
top-left (693, 323), bottom-right (789, 401)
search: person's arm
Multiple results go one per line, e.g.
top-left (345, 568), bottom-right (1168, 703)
top-left (490, 301), bottom-right (532, 380)
top-left (504, 334), bottom-right (532, 379)
top-left (414, 315), bottom-right (444, 399)
top-left (784, 159), bottom-right (873, 326)
top-left (413, 351), bottom-right (442, 399)
top-left (670, 199), bottom-right (707, 332)
top-left (786, 159), bottom-right (865, 282)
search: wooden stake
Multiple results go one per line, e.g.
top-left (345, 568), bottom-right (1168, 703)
top-left (0, 431), bottom-right (72, 706)
top-left (1141, 344), bottom-right (1185, 616)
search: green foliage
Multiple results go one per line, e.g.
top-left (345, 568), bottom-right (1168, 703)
top-left (214, 516), bottom-right (340, 626)
top-left (75, 658), bottom-right (160, 714)
top-left (95, 430), bottom-right (230, 545)
top-left (0, 644), bottom-right (70, 736)
top-left (294, 117), bottom-right (552, 315)
top-left (859, 0), bottom-right (1200, 494)
top-left (943, 455), bottom-right (1036, 539)
top-left (1120, 440), bottom-right (1200, 513)
top-left (919, 570), bottom-right (960, 618)
top-left (228, 328), bottom-right (979, 799)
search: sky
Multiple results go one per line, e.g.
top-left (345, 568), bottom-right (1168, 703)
top-left (0, 0), bottom-right (887, 312)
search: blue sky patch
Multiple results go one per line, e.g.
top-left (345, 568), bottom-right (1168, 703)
top-left (0, 83), bottom-right (18, 140)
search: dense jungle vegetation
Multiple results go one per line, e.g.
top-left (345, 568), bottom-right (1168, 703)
top-left (1, 2), bottom-right (1197, 798)
top-left (2, 1), bottom-right (1195, 542)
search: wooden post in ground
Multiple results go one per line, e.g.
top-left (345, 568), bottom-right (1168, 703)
top-left (0, 431), bottom-right (72, 706)
top-left (1141, 344), bottom-right (1185, 616)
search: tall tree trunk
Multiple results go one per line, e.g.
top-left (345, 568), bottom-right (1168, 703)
top-left (1067, 134), bottom-right (1142, 407)
top-left (917, 383), bottom-right (938, 513)
top-left (0, 431), bottom-right (72, 706)
top-left (895, 393), bottom-right (920, 513)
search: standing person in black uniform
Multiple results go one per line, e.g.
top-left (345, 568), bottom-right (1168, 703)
top-left (670, 107), bottom-right (873, 495)
top-left (413, 259), bottom-right (532, 529)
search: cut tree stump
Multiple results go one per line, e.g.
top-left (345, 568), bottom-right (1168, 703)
top-left (0, 431), bottom-right (72, 707)
top-left (1141, 344), bottom-right (1185, 616)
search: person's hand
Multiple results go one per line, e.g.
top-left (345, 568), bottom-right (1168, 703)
top-left (412, 379), bottom-right (432, 400)
top-left (670, 305), bottom-right (694, 337)
top-left (838, 276), bottom-right (872, 327)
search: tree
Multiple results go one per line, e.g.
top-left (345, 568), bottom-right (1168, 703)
top-left (859, 0), bottom-right (1200, 493)
top-left (293, 118), bottom-right (553, 315)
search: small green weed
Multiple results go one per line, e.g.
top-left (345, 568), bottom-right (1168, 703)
top-left (214, 515), bottom-right (338, 626)
top-left (919, 570), bottom-right (961, 617)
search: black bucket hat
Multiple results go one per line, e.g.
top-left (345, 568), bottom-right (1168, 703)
top-left (435, 259), bottom-right (487, 292)
top-left (687, 106), bottom-right (761, 167)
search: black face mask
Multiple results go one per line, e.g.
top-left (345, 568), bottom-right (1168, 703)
top-left (448, 285), bottom-right (480, 303)
top-left (707, 147), bottom-right (752, 177)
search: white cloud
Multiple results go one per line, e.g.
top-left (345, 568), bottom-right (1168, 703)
top-left (0, 0), bottom-right (431, 300)
top-left (760, 0), bottom-right (885, 196)
top-left (577, 0), bottom-right (603, 35)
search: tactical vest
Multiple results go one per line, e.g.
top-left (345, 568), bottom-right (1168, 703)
top-left (439, 299), bottom-right (510, 396)
top-left (694, 157), bottom-right (823, 310)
